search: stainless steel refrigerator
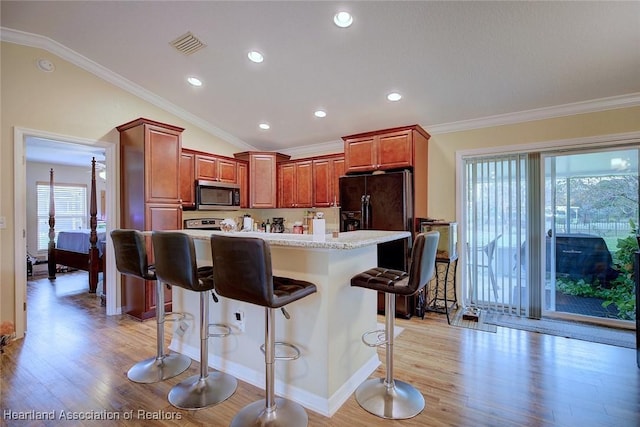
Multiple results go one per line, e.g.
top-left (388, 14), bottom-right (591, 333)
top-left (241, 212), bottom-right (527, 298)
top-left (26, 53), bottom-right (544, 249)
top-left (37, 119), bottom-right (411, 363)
top-left (339, 170), bottom-right (415, 317)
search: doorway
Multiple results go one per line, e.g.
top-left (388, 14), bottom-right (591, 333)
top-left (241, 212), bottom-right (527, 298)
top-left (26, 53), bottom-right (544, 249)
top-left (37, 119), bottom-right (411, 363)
top-left (13, 127), bottom-right (118, 339)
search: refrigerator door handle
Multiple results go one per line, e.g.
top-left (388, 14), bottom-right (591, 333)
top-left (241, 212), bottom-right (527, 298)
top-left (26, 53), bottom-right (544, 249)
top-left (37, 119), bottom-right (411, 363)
top-left (361, 195), bottom-right (366, 230)
top-left (364, 194), bottom-right (371, 229)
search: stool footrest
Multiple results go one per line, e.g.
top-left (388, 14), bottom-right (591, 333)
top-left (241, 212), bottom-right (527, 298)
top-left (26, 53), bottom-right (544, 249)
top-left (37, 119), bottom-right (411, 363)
top-left (208, 323), bottom-right (232, 338)
top-left (362, 329), bottom-right (388, 347)
top-left (260, 341), bottom-right (301, 361)
top-left (164, 311), bottom-right (186, 322)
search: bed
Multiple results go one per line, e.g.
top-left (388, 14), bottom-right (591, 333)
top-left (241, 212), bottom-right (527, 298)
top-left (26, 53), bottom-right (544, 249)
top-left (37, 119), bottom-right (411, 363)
top-left (47, 158), bottom-right (105, 293)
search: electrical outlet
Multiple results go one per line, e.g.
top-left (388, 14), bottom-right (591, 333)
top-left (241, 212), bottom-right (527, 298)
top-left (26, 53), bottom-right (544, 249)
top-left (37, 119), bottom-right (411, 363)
top-left (234, 310), bottom-right (245, 332)
top-left (175, 320), bottom-right (189, 337)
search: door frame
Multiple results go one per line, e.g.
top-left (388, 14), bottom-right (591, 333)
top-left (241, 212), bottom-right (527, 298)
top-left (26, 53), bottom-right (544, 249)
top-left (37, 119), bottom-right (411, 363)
top-left (13, 126), bottom-right (119, 338)
top-left (456, 131), bottom-right (640, 319)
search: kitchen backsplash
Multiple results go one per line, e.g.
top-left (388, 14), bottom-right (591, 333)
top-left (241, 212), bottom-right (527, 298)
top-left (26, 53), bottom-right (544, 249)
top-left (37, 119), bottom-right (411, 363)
top-left (182, 207), bottom-right (340, 234)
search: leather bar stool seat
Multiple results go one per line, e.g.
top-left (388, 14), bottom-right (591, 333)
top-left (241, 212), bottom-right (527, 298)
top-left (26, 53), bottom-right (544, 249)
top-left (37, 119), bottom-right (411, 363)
top-left (351, 231), bottom-right (439, 420)
top-left (110, 229), bottom-right (191, 383)
top-left (211, 234), bottom-right (317, 427)
top-left (152, 231), bottom-right (237, 410)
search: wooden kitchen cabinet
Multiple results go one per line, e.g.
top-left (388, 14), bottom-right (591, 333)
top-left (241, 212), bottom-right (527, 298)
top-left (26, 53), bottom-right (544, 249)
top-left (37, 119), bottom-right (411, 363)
top-left (195, 154), bottom-right (237, 183)
top-left (237, 160), bottom-right (249, 208)
top-left (117, 117), bottom-right (183, 320)
top-left (343, 125), bottom-right (429, 174)
top-left (234, 151), bottom-right (290, 208)
top-left (278, 160), bottom-right (313, 208)
top-left (312, 154), bottom-right (344, 207)
top-left (180, 150), bottom-right (196, 210)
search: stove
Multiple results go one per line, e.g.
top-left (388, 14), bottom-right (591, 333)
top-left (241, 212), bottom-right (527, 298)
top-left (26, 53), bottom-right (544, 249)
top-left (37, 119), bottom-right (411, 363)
top-left (183, 218), bottom-right (224, 230)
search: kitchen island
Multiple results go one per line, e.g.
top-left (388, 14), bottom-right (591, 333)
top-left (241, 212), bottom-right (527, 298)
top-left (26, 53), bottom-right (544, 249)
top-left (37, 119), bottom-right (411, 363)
top-left (167, 229), bottom-right (411, 417)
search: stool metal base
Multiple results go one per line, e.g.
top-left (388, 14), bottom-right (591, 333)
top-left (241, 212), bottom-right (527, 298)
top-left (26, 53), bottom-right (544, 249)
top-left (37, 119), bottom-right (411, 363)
top-left (355, 378), bottom-right (425, 420)
top-left (230, 397), bottom-right (308, 427)
top-left (168, 371), bottom-right (237, 410)
top-left (127, 353), bottom-right (191, 384)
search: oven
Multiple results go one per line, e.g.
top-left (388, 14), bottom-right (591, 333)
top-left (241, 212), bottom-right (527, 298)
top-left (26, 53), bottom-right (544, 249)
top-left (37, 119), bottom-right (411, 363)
top-left (183, 218), bottom-right (223, 231)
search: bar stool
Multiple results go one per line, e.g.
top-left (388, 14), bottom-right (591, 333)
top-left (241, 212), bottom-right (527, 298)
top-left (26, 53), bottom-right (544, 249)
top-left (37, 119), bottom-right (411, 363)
top-left (210, 235), bottom-right (317, 427)
top-left (350, 231), bottom-right (439, 419)
top-left (110, 229), bottom-right (191, 383)
top-left (152, 231), bottom-right (238, 410)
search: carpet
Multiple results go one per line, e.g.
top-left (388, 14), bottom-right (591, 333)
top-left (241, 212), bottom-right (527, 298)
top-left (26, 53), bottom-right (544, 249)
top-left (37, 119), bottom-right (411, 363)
top-left (449, 308), bottom-right (497, 333)
top-left (484, 313), bottom-right (635, 349)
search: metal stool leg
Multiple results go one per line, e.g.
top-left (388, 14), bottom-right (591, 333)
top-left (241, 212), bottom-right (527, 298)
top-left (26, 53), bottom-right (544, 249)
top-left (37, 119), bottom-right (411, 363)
top-left (169, 292), bottom-right (237, 409)
top-left (127, 279), bottom-right (191, 383)
top-left (230, 307), bottom-right (308, 427)
top-left (355, 293), bottom-right (425, 419)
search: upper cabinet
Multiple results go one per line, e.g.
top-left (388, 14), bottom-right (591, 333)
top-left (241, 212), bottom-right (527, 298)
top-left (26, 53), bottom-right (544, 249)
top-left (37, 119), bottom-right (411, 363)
top-left (180, 149), bottom-right (242, 210)
top-left (234, 151), bottom-right (290, 209)
top-left (312, 154), bottom-right (344, 207)
top-left (236, 160), bottom-right (249, 208)
top-left (343, 125), bottom-right (430, 174)
top-left (278, 159), bottom-right (313, 208)
top-left (180, 150), bottom-right (196, 209)
top-left (195, 154), bottom-right (237, 183)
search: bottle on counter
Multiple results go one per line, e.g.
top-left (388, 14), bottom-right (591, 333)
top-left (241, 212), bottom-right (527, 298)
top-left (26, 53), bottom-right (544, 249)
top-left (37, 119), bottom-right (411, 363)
top-left (265, 219), bottom-right (271, 233)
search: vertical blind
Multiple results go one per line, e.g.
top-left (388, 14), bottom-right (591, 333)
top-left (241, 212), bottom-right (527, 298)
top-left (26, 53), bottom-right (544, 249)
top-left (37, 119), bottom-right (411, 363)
top-left (463, 154), bottom-right (529, 316)
top-left (36, 182), bottom-right (87, 251)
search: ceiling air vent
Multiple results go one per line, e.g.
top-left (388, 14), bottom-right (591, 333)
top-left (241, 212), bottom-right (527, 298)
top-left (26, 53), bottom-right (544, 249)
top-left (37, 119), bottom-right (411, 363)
top-left (170, 31), bottom-right (206, 55)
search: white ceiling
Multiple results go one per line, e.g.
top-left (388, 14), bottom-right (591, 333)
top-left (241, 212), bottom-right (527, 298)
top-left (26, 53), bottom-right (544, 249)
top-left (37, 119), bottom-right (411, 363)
top-left (3, 1), bottom-right (640, 155)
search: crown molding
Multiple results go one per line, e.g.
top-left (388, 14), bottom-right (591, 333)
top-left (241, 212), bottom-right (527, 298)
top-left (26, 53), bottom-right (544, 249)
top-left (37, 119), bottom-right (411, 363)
top-left (280, 139), bottom-right (344, 159)
top-left (1, 27), bottom-right (256, 151)
top-left (427, 93), bottom-right (640, 135)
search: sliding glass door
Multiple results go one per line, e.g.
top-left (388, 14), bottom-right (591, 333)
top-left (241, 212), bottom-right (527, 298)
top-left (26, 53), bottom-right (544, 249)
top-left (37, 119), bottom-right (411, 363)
top-left (462, 144), bottom-right (638, 325)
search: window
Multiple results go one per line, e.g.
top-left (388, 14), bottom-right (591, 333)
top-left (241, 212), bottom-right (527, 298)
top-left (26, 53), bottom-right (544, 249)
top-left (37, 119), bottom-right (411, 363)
top-left (36, 182), bottom-right (87, 251)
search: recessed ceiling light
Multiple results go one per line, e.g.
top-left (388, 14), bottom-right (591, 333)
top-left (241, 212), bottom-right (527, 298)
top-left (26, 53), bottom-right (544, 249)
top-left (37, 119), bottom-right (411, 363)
top-left (259, 123), bottom-right (270, 130)
top-left (314, 110), bottom-right (327, 118)
top-left (248, 51), bottom-right (264, 63)
top-left (334, 11), bottom-right (353, 28)
top-left (187, 76), bottom-right (203, 87)
top-left (387, 92), bottom-right (402, 102)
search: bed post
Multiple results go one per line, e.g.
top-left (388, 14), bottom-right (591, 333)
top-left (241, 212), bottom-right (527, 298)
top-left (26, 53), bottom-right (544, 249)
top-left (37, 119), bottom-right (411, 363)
top-left (47, 168), bottom-right (57, 280)
top-left (88, 157), bottom-right (99, 293)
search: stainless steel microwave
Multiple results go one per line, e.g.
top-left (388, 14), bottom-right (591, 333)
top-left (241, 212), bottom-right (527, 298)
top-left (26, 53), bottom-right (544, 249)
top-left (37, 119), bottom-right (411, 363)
top-left (196, 180), bottom-right (241, 210)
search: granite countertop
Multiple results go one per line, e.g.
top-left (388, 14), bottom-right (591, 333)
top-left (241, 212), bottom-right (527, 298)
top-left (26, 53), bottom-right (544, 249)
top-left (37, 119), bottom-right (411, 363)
top-left (179, 229), bottom-right (411, 250)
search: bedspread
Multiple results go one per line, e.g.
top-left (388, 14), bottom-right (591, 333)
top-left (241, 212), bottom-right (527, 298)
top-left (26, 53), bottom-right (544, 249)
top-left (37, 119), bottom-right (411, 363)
top-left (56, 230), bottom-right (107, 256)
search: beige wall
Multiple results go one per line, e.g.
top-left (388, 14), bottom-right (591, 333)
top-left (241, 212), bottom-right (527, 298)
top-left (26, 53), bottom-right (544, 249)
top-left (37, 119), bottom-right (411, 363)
top-left (2, 41), bottom-right (640, 328)
top-left (0, 42), bottom-right (242, 325)
top-left (428, 107), bottom-right (640, 221)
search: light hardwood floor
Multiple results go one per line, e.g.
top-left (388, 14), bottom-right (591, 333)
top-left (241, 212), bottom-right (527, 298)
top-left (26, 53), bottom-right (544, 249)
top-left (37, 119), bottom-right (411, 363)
top-left (1, 272), bottom-right (639, 426)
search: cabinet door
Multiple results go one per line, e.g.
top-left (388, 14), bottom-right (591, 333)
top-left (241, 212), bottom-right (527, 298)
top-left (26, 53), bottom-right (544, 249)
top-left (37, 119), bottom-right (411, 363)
top-left (250, 154), bottom-right (278, 208)
top-left (312, 159), bottom-right (331, 207)
top-left (146, 203), bottom-right (183, 231)
top-left (295, 160), bottom-right (313, 208)
top-left (377, 130), bottom-right (413, 170)
top-left (217, 158), bottom-right (238, 183)
top-left (195, 155), bottom-right (218, 181)
top-left (180, 151), bottom-right (195, 209)
top-left (344, 135), bottom-right (376, 173)
top-left (145, 125), bottom-right (181, 203)
top-left (332, 156), bottom-right (345, 206)
top-left (237, 161), bottom-right (249, 208)
top-left (279, 162), bottom-right (296, 207)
